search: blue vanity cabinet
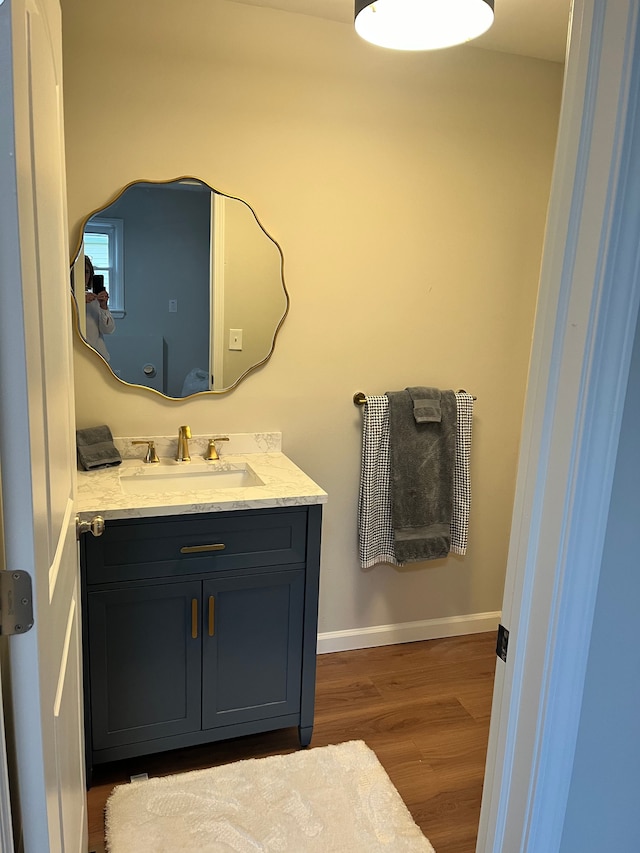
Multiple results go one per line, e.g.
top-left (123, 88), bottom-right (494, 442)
top-left (80, 504), bottom-right (322, 783)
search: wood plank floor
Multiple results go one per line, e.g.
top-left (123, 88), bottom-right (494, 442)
top-left (87, 631), bottom-right (496, 853)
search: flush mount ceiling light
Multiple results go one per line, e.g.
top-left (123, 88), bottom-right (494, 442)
top-left (354, 0), bottom-right (495, 51)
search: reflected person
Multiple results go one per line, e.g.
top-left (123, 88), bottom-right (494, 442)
top-left (84, 256), bottom-right (115, 361)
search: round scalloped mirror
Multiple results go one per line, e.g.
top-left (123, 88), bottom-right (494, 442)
top-left (70, 177), bottom-right (288, 398)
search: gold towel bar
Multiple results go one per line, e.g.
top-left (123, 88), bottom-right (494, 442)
top-left (353, 390), bottom-right (476, 406)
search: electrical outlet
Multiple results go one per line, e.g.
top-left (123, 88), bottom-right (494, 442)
top-left (169, 299), bottom-right (178, 313)
top-left (229, 329), bottom-right (243, 351)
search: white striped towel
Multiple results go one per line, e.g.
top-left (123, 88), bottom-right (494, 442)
top-left (357, 395), bottom-right (401, 568)
top-left (450, 392), bottom-right (474, 555)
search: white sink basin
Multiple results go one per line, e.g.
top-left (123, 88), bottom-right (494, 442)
top-left (119, 461), bottom-right (263, 495)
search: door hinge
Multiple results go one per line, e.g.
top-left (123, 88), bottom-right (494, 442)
top-left (0, 570), bottom-right (34, 636)
top-left (496, 623), bottom-right (509, 662)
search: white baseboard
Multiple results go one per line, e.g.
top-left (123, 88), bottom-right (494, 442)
top-left (316, 611), bottom-right (501, 654)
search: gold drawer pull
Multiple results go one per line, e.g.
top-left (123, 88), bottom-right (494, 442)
top-left (208, 596), bottom-right (215, 637)
top-left (191, 599), bottom-right (198, 639)
top-left (180, 543), bottom-right (226, 554)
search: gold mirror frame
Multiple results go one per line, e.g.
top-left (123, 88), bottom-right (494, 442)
top-left (70, 177), bottom-right (289, 399)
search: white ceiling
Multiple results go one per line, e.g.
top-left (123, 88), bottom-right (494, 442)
top-left (226, 0), bottom-right (572, 63)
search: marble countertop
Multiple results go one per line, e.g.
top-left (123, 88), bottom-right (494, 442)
top-left (76, 433), bottom-right (327, 521)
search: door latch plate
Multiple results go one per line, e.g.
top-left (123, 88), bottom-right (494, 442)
top-left (0, 570), bottom-right (34, 635)
top-left (496, 623), bottom-right (509, 662)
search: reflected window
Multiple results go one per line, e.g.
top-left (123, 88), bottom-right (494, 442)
top-left (84, 217), bottom-right (125, 317)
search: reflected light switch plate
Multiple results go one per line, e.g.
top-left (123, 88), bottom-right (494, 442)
top-left (229, 329), bottom-right (243, 351)
top-left (169, 299), bottom-right (178, 313)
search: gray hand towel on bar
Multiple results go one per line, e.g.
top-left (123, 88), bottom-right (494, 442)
top-left (386, 389), bottom-right (457, 563)
top-left (407, 386), bottom-right (442, 423)
top-left (76, 425), bottom-right (122, 470)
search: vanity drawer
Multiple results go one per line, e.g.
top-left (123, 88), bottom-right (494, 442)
top-left (82, 507), bottom-right (309, 585)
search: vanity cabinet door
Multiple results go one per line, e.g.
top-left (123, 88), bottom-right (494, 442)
top-left (87, 580), bottom-right (202, 751)
top-left (201, 570), bottom-right (305, 730)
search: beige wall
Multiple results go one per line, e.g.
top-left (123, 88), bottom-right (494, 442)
top-left (62, 0), bottom-right (563, 636)
top-left (221, 195), bottom-right (287, 388)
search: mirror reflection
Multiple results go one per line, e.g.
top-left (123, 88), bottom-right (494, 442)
top-left (71, 178), bottom-right (288, 397)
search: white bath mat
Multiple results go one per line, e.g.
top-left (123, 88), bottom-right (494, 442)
top-left (105, 740), bottom-right (435, 852)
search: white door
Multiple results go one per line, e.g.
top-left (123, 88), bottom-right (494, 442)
top-left (478, 1), bottom-right (640, 850)
top-left (0, 0), bottom-right (87, 851)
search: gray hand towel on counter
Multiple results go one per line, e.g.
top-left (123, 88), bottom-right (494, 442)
top-left (76, 425), bottom-right (122, 470)
top-left (386, 389), bottom-right (457, 563)
top-left (406, 386), bottom-right (442, 423)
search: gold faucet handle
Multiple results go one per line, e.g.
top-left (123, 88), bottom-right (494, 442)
top-left (205, 436), bottom-right (229, 461)
top-left (132, 440), bottom-right (160, 463)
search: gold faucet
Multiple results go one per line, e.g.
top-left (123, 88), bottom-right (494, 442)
top-left (205, 436), bottom-right (229, 461)
top-left (176, 425), bottom-right (192, 462)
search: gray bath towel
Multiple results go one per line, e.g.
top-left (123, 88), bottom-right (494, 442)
top-left (386, 389), bottom-right (457, 563)
top-left (407, 386), bottom-right (442, 423)
top-left (76, 425), bottom-right (122, 470)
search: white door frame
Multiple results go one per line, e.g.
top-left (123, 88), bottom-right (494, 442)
top-left (0, 654), bottom-right (14, 853)
top-left (478, 1), bottom-right (640, 850)
top-left (211, 191), bottom-right (226, 391)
